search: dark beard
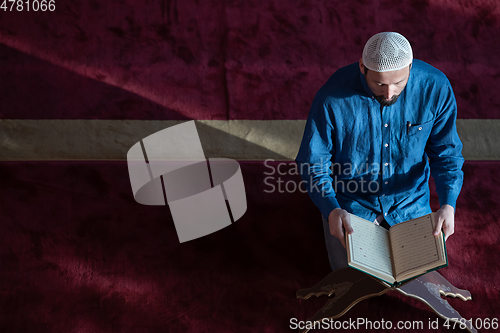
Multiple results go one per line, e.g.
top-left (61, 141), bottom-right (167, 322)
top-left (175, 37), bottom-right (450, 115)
top-left (375, 93), bottom-right (400, 107)
top-left (363, 71), bottom-right (402, 107)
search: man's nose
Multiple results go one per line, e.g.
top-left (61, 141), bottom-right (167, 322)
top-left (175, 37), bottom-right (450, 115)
top-left (384, 85), bottom-right (395, 99)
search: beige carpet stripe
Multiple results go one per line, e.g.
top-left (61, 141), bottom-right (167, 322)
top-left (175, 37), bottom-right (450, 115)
top-left (0, 119), bottom-right (498, 161)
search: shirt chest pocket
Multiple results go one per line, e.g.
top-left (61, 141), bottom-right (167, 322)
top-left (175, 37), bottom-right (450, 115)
top-left (404, 119), bottom-right (433, 160)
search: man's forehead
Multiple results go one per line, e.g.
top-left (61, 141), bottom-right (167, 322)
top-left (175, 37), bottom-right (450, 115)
top-left (369, 66), bottom-right (410, 84)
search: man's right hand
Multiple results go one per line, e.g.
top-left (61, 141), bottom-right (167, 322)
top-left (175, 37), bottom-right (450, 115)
top-left (328, 208), bottom-right (353, 248)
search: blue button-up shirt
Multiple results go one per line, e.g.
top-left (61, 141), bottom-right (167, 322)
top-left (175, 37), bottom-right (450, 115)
top-left (295, 60), bottom-right (464, 226)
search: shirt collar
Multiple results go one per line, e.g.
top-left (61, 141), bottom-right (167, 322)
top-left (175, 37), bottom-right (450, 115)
top-left (359, 71), bottom-right (375, 98)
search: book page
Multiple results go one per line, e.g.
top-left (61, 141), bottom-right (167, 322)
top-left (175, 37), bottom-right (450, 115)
top-left (390, 214), bottom-right (440, 277)
top-left (348, 214), bottom-right (393, 277)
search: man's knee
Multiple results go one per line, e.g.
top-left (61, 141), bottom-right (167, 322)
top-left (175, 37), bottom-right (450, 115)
top-left (322, 216), bottom-right (348, 271)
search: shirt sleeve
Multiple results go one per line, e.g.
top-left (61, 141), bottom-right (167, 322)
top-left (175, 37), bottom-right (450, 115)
top-left (425, 83), bottom-right (465, 210)
top-left (295, 94), bottom-right (341, 219)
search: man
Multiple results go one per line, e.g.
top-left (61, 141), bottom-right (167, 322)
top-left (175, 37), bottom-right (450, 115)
top-left (295, 32), bottom-right (464, 271)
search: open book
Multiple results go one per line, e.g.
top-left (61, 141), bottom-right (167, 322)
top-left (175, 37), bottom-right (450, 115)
top-left (345, 213), bottom-right (447, 286)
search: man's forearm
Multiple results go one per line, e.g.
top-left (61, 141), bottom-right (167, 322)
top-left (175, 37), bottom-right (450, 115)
top-left (295, 161), bottom-right (340, 219)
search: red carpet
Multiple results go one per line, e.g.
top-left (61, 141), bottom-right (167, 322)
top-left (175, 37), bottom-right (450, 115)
top-left (1, 0), bottom-right (499, 332)
top-left (0, 161), bottom-right (498, 332)
top-left (1, 0), bottom-right (499, 120)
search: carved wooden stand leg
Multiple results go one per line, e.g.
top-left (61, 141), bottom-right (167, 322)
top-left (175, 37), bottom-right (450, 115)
top-left (297, 268), bottom-right (475, 333)
top-left (397, 271), bottom-right (476, 333)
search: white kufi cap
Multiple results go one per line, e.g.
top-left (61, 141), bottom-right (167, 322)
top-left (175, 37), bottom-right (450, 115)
top-left (362, 32), bottom-right (413, 72)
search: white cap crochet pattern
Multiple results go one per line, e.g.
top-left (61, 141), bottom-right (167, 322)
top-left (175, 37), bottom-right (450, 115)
top-left (362, 32), bottom-right (413, 72)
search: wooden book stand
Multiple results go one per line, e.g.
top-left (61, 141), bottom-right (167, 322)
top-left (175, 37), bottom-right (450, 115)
top-left (296, 268), bottom-right (475, 333)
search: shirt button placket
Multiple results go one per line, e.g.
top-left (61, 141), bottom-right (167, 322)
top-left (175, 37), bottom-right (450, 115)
top-left (381, 119), bottom-right (390, 201)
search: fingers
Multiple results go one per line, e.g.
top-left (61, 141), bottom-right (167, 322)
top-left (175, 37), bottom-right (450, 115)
top-left (433, 215), bottom-right (444, 236)
top-left (342, 212), bottom-right (353, 235)
top-left (442, 220), bottom-right (455, 241)
top-left (328, 209), bottom-right (352, 248)
top-left (434, 205), bottom-right (455, 241)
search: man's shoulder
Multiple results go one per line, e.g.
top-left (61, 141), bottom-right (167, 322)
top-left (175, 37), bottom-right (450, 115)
top-left (412, 59), bottom-right (451, 85)
top-left (316, 63), bottom-right (362, 100)
top-left (325, 62), bottom-right (360, 85)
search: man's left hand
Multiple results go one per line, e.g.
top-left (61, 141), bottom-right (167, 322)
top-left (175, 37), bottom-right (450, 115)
top-left (434, 204), bottom-right (455, 241)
